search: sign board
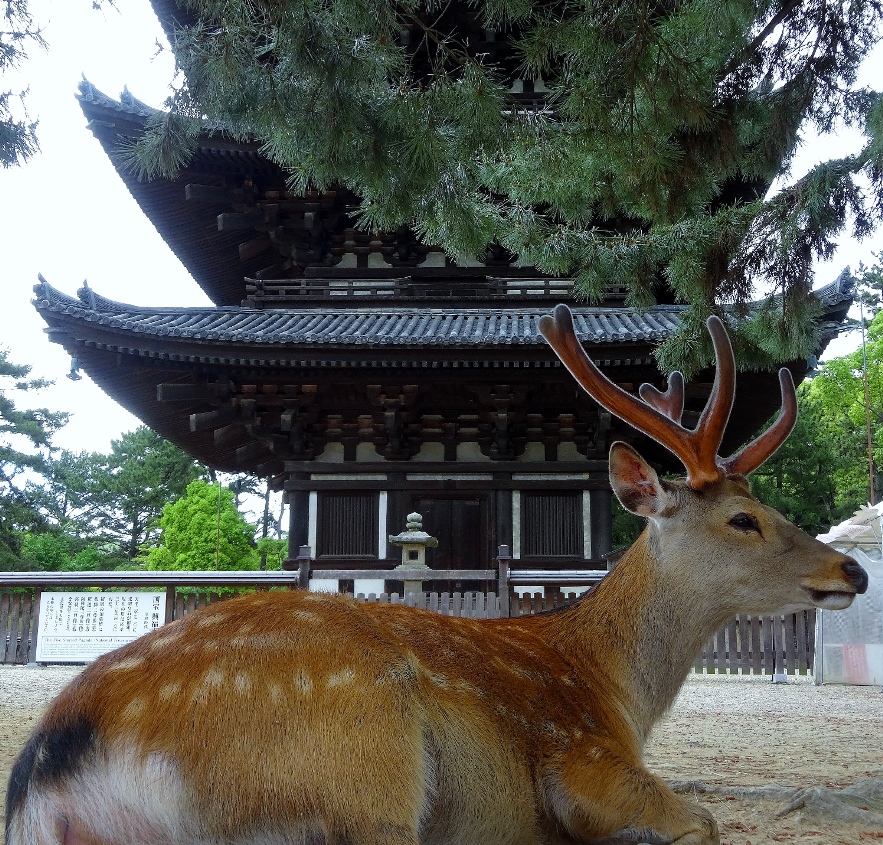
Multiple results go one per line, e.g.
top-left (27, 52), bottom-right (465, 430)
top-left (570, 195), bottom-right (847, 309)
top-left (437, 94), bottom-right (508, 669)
top-left (36, 592), bottom-right (166, 663)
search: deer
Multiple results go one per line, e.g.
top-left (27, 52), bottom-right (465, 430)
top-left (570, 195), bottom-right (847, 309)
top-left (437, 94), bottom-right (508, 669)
top-left (6, 305), bottom-right (867, 845)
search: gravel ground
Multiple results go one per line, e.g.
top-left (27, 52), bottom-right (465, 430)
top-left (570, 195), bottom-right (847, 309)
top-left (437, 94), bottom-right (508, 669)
top-left (1, 666), bottom-right (881, 843)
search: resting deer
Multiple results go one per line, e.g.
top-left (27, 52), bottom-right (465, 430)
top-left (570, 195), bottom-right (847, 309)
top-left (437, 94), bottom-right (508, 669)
top-left (6, 305), bottom-right (867, 845)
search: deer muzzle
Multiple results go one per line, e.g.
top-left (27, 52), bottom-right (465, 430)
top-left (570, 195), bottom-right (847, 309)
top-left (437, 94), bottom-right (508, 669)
top-left (803, 557), bottom-right (868, 610)
top-left (841, 558), bottom-right (869, 594)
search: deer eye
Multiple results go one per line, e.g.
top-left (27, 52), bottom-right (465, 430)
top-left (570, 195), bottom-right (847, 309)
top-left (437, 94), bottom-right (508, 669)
top-left (729, 513), bottom-right (760, 532)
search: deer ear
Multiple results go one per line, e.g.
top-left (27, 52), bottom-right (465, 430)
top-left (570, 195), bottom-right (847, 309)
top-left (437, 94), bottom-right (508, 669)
top-left (609, 442), bottom-right (670, 517)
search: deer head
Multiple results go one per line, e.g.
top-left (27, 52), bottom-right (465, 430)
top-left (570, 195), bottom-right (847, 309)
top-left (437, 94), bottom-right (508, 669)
top-left (538, 303), bottom-right (868, 618)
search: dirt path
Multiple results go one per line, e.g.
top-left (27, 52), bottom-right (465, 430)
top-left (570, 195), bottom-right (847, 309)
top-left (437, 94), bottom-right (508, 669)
top-left (1, 667), bottom-right (881, 843)
top-left (645, 675), bottom-right (883, 843)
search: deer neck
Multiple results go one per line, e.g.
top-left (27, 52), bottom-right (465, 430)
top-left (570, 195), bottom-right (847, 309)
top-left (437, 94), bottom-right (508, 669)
top-left (540, 529), bottom-right (728, 743)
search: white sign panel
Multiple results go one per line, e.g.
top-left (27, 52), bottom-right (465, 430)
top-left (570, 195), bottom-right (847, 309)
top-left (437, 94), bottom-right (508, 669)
top-left (36, 592), bottom-right (166, 662)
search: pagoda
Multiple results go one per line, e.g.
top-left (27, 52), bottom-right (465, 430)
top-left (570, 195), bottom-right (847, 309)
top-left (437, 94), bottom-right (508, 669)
top-left (32, 3), bottom-right (855, 584)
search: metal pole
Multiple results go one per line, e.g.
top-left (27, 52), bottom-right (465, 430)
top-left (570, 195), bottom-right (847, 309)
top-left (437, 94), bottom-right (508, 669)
top-left (215, 482), bottom-right (222, 569)
top-left (860, 301), bottom-right (876, 505)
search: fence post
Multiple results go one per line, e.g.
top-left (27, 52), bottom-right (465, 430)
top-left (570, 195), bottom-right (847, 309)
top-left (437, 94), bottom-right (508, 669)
top-left (297, 545), bottom-right (312, 590)
top-left (26, 587), bottom-right (42, 665)
top-left (164, 586), bottom-right (175, 624)
top-left (497, 544), bottom-right (511, 618)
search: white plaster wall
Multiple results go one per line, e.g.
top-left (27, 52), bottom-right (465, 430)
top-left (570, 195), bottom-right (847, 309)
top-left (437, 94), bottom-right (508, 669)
top-left (517, 442), bottom-right (546, 462)
top-left (314, 442), bottom-right (345, 463)
top-left (411, 441), bottom-right (445, 462)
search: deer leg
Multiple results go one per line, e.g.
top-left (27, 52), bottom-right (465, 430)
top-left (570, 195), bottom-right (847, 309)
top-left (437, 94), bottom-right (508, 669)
top-left (549, 751), bottom-right (719, 845)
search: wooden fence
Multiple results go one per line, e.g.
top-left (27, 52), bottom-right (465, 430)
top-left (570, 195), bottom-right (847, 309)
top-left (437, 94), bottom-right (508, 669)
top-left (0, 572), bottom-right (816, 675)
top-left (694, 609), bottom-right (817, 676)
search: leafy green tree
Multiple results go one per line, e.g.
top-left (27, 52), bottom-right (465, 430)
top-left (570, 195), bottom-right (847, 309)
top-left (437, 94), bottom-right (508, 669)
top-left (18, 530), bottom-right (67, 571)
top-left (25, 448), bottom-right (99, 535)
top-left (0, 349), bottom-right (68, 568)
top-left (18, 530), bottom-right (113, 572)
top-left (129, 0), bottom-right (883, 372)
top-left (749, 306), bottom-right (882, 533)
top-left (256, 536), bottom-right (286, 571)
top-left (87, 426), bottom-right (206, 559)
top-left (855, 254), bottom-right (883, 317)
top-left (804, 310), bottom-right (883, 505)
top-left (750, 388), bottom-right (863, 535)
top-left (611, 498), bottom-right (645, 551)
top-left (146, 479), bottom-right (259, 570)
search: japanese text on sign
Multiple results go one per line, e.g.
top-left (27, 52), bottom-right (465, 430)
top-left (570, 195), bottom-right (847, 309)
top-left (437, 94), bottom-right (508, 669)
top-left (36, 592), bottom-right (167, 662)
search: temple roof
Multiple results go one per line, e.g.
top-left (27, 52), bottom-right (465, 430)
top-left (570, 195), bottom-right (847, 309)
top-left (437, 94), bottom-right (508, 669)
top-left (77, 80), bottom-right (286, 306)
top-left (34, 279), bottom-right (682, 352)
top-left (34, 270), bottom-right (854, 360)
top-left (33, 273), bottom-right (854, 475)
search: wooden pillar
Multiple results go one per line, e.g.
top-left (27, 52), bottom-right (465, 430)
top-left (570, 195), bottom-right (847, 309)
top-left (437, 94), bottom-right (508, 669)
top-left (589, 488), bottom-right (612, 560)
top-left (494, 482), bottom-right (513, 557)
top-left (286, 489), bottom-right (310, 563)
top-left (387, 472), bottom-right (406, 556)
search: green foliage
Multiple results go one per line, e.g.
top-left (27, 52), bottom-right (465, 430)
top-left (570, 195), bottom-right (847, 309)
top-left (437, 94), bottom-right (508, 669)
top-left (25, 448), bottom-right (100, 533)
top-left (750, 389), bottom-right (860, 535)
top-left (611, 496), bottom-right (645, 551)
top-left (0, 349), bottom-right (68, 567)
top-left (751, 311), bottom-right (882, 532)
top-left (19, 530), bottom-right (69, 571)
top-left (855, 254), bottom-right (883, 317)
top-left (63, 544), bottom-right (106, 572)
top-left (19, 531), bottom-right (121, 572)
top-left (128, 0), bottom-right (883, 372)
top-left (0, 0), bottom-right (45, 167)
top-left (804, 310), bottom-right (883, 503)
top-left (256, 536), bottom-right (286, 570)
top-left (85, 426), bottom-right (206, 559)
top-left (146, 479), bottom-right (259, 571)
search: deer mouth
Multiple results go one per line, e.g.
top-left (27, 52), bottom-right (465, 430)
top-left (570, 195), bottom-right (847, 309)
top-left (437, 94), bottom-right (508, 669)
top-left (806, 589), bottom-right (856, 611)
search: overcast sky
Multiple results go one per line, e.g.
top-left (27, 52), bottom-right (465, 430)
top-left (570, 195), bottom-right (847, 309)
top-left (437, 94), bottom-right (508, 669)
top-left (1, 0), bottom-right (882, 457)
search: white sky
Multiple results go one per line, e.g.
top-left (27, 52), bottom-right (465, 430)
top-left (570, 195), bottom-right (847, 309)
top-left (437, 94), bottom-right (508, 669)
top-left (1, 0), bottom-right (881, 457)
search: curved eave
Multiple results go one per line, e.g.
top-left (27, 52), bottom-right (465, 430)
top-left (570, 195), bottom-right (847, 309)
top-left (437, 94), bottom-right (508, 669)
top-left (34, 283), bottom-right (685, 363)
top-left (34, 279), bottom-right (854, 474)
top-left (77, 80), bottom-right (281, 307)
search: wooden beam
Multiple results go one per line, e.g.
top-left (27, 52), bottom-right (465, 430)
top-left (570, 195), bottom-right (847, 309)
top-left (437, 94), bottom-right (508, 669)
top-left (236, 440), bottom-right (270, 464)
top-left (214, 424), bottom-right (245, 447)
top-left (157, 382), bottom-right (229, 403)
top-left (218, 211), bottom-right (264, 231)
top-left (185, 183), bottom-right (244, 203)
top-left (190, 407), bottom-right (239, 432)
top-left (238, 233), bottom-right (273, 262)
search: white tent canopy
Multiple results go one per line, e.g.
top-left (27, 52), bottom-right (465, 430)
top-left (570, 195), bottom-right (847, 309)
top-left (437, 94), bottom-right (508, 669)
top-left (815, 505), bottom-right (883, 685)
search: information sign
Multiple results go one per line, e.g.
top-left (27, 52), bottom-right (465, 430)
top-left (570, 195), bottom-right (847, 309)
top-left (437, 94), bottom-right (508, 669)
top-left (36, 592), bottom-right (166, 662)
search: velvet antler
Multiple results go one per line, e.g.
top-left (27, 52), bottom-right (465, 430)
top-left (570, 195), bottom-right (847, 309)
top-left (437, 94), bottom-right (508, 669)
top-left (538, 304), bottom-right (797, 488)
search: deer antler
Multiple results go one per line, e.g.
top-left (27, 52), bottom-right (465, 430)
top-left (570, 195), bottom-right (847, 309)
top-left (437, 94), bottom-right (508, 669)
top-left (722, 367), bottom-right (797, 477)
top-left (538, 304), bottom-right (797, 488)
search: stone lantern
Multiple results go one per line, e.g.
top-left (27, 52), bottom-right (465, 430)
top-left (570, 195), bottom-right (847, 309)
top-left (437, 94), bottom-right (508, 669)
top-left (389, 512), bottom-right (438, 597)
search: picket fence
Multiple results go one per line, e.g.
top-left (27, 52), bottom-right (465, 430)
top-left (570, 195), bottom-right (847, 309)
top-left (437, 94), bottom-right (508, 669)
top-left (0, 577), bottom-right (815, 675)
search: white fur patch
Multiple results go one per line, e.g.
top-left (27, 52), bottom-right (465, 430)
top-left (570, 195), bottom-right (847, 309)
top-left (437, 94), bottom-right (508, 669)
top-left (104, 655), bottom-right (145, 672)
top-left (325, 668), bottom-right (356, 688)
top-left (7, 749), bottom-right (194, 845)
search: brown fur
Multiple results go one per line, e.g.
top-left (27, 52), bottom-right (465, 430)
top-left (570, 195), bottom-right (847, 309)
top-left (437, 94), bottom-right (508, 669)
top-left (6, 460), bottom-right (864, 845)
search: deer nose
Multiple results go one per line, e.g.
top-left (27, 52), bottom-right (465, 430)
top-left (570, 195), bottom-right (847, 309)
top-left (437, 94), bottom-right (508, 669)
top-left (842, 558), bottom-right (868, 594)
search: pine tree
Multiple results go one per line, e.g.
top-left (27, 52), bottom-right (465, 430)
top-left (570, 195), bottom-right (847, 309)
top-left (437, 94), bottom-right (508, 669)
top-left (0, 349), bottom-right (68, 567)
top-left (129, 0), bottom-right (883, 373)
top-left (0, 0), bottom-right (44, 167)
